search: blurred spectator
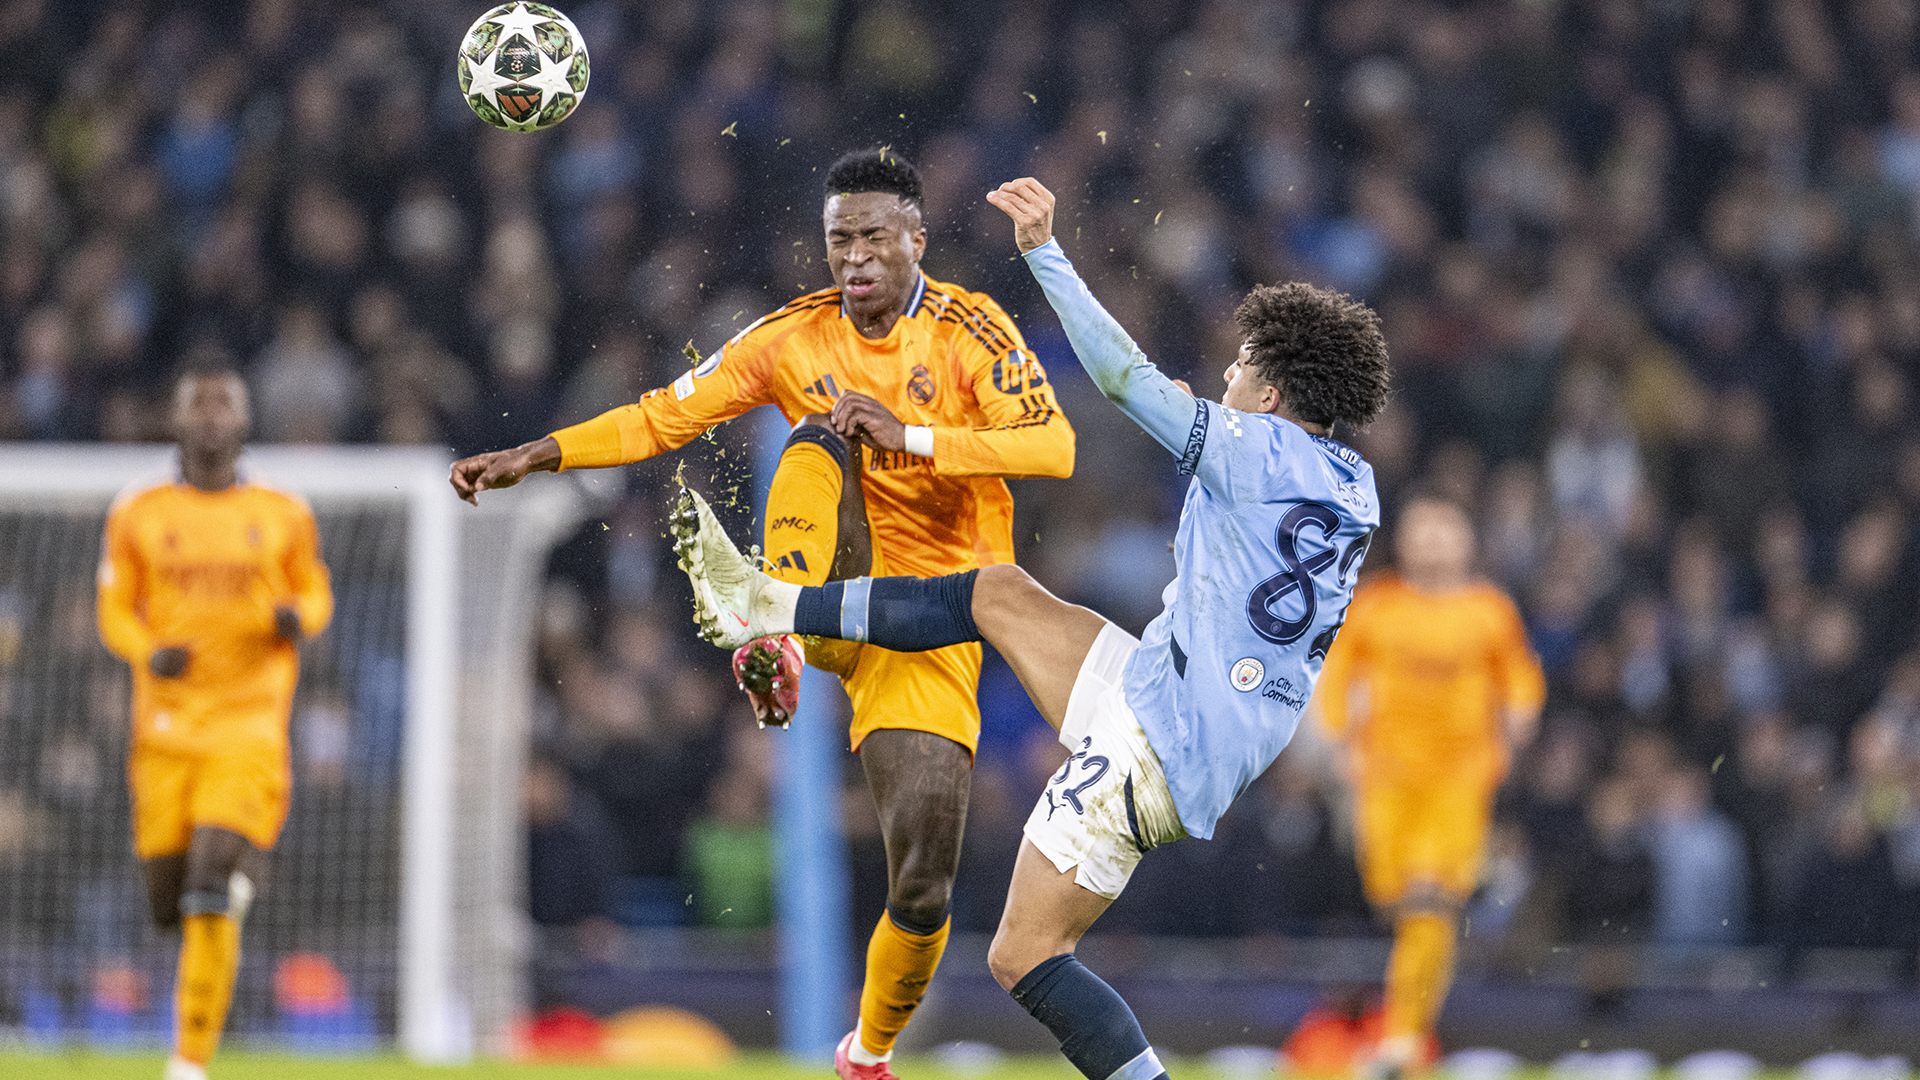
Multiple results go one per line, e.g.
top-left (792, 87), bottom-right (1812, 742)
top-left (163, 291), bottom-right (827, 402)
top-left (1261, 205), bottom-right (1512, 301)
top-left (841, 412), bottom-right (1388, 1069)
top-left (1681, 386), bottom-right (1789, 546)
top-left (681, 728), bottom-right (773, 930)
top-left (1781, 796), bottom-right (1914, 954)
top-left (252, 301), bottom-right (361, 443)
top-left (1646, 765), bottom-right (1748, 946)
top-left (1564, 778), bottom-right (1653, 942)
top-left (525, 751), bottom-right (618, 928)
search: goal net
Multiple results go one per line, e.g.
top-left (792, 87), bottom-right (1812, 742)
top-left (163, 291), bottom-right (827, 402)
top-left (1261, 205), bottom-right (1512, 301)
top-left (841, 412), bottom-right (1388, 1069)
top-left (0, 445), bottom-right (580, 1061)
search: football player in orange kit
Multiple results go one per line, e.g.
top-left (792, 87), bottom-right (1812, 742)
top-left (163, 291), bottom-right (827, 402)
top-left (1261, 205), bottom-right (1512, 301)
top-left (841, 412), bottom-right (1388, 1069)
top-left (97, 366), bottom-right (333, 1080)
top-left (1314, 497), bottom-right (1544, 1078)
top-left (449, 149), bottom-right (1074, 1076)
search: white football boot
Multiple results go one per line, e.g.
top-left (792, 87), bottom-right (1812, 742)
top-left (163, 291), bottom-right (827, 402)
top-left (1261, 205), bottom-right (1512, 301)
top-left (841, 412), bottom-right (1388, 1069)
top-left (670, 484), bottom-right (774, 649)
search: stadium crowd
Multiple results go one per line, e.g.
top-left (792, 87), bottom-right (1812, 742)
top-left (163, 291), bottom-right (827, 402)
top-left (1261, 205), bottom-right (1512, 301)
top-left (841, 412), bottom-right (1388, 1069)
top-left (5, 0), bottom-right (1919, 976)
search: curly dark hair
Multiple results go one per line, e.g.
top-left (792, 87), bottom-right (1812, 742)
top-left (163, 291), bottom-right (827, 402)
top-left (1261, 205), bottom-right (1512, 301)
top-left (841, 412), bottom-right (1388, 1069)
top-left (1233, 282), bottom-right (1391, 428)
top-left (824, 148), bottom-right (923, 207)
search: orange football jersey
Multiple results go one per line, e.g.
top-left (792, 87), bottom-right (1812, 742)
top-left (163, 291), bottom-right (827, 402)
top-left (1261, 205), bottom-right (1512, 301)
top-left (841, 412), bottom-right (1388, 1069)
top-left (1315, 574), bottom-right (1545, 786)
top-left (549, 276), bottom-right (1074, 577)
top-left (97, 479), bottom-right (333, 756)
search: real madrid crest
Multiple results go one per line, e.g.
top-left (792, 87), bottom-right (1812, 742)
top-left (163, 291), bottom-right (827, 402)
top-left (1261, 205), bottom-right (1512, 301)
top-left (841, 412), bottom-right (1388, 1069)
top-left (907, 364), bottom-right (936, 406)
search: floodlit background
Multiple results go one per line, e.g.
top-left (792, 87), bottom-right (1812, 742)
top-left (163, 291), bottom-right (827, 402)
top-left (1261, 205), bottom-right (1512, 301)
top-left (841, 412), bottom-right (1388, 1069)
top-left (0, 0), bottom-right (1917, 1072)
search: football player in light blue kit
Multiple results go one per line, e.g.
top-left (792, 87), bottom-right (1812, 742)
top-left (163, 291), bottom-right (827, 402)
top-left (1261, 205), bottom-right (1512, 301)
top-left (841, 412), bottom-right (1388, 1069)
top-left (673, 176), bottom-right (1390, 1080)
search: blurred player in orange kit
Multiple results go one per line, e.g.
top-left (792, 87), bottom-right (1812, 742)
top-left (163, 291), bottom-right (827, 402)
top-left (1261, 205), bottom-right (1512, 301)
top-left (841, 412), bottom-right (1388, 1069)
top-left (1315, 497), bottom-right (1544, 1078)
top-left (449, 149), bottom-right (1074, 1076)
top-left (97, 366), bottom-right (333, 1080)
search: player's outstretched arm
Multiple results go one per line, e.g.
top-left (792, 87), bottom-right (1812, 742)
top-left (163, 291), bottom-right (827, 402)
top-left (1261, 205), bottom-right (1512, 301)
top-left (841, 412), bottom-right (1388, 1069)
top-left (449, 436), bottom-right (561, 505)
top-left (454, 328), bottom-right (781, 504)
top-left (987, 179), bottom-right (1200, 464)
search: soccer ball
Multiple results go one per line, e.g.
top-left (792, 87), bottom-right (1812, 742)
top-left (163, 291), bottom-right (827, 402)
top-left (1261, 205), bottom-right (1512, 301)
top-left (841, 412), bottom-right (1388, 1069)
top-left (457, 2), bottom-right (590, 132)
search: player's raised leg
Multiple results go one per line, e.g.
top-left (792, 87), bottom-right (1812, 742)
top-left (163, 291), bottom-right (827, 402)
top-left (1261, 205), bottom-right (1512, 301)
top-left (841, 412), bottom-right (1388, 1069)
top-left (673, 484), bottom-right (1103, 728)
top-left (735, 416), bottom-right (873, 725)
top-left (763, 415), bottom-right (873, 585)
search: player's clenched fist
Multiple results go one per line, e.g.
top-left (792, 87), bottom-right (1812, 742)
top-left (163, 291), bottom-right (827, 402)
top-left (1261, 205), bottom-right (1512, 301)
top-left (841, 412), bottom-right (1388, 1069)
top-left (449, 436), bottom-right (561, 504)
top-left (830, 390), bottom-right (906, 452)
top-left (986, 178), bottom-right (1056, 253)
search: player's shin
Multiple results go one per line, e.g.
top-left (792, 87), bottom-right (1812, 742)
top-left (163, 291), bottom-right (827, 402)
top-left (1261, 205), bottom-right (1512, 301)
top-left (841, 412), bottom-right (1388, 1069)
top-left (172, 876), bottom-right (251, 1066)
top-left (792, 570), bottom-right (981, 651)
top-left (850, 909), bottom-right (951, 1063)
top-left (1383, 911), bottom-right (1456, 1050)
top-left (1010, 955), bottom-right (1169, 1080)
top-left (764, 424), bottom-right (855, 587)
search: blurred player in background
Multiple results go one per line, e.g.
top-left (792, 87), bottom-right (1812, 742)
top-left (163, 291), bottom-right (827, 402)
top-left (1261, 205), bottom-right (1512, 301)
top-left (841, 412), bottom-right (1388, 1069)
top-left (449, 149), bottom-right (1074, 1075)
top-left (96, 367), bottom-right (333, 1080)
top-left (1315, 498), bottom-right (1545, 1078)
top-left (673, 176), bottom-right (1390, 1080)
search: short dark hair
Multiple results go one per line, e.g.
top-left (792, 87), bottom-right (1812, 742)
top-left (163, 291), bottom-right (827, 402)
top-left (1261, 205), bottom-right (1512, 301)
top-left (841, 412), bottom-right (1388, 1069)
top-left (1234, 282), bottom-right (1390, 428)
top-left (825, 148), bottom-right (923, 208)
top-left (173, 345), bottom-right (243, 388)
top-left (173, 354), bottom-right (243, 394)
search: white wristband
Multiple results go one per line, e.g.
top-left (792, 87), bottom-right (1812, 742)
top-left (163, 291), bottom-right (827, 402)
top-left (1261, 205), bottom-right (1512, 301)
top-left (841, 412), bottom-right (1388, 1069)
top-left (904, 425), bottom-right (934, 458)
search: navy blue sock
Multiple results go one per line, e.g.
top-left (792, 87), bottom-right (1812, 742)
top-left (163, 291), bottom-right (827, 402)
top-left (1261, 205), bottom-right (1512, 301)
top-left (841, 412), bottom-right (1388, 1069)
top-left (1009, 954), bottom-right (1167, 1080)
top-left (791, 570), bottom-right (980, 651)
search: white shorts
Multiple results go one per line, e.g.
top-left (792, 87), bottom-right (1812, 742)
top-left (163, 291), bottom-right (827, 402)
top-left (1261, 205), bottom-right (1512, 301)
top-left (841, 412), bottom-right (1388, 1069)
top-left (1023, 623), bottom-right (1186, 900)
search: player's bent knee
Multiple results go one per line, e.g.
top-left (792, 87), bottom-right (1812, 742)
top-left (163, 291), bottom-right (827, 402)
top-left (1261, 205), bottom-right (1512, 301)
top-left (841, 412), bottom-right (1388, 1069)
top-left (787, 415), bottom-right (851, 454)
top-left (972, 563), bottom-right (1041, 624)
top-left (987, 929), bottom-right (1062, 991)
top-left (888, 879), bottom-right (955, 931)
top-left (987, 945), bottom-right (1025, 991)
top-left (976, 562), bottom-right (1035, 591)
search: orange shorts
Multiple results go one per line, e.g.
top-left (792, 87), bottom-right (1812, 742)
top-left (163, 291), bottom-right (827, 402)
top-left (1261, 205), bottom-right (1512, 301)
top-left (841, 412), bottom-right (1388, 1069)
top-left (128, 743), bottom-right (290, 859)
top-left (840, 641), bottom-right (983, 757)
top-left (1354, 777), bottom-right (1494, 907)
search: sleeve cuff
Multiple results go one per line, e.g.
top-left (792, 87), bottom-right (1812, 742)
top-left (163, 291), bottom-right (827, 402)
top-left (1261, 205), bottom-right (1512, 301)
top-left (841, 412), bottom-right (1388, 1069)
top-left (904, 425), bottom-right (935, 458)
top-left (1021, 237), bottom-right (1064, 264)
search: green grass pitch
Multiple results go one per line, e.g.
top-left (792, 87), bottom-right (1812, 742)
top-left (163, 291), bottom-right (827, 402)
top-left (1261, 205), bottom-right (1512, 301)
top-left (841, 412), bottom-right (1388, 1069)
top-left (0, 1050), bottom-right (1811, 1080)
top-left (0, 1049), bottom-right (1097, 1080)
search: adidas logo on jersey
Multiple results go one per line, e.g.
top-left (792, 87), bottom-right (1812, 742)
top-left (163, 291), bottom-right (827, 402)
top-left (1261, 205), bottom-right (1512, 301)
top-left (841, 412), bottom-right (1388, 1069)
top-left (803, 374), bottom-right (844, 399)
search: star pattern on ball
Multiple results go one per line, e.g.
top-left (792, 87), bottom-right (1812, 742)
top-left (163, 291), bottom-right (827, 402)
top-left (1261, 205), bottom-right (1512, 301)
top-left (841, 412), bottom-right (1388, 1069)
top-left (462, 3), bottom-right (582, 130)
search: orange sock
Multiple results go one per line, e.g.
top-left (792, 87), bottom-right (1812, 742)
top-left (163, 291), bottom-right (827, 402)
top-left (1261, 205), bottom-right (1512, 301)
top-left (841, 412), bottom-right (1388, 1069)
top-left (174, 912), bottom-right (240, 1065)
top-left (764, 438), bottom-right (843, 587)
top-left (1383, 911), bottom-right (1456, 1045)
top-left (855, 913), bottom-right (950, 1059)
top-left (765, 433), bottom-right (866, 675)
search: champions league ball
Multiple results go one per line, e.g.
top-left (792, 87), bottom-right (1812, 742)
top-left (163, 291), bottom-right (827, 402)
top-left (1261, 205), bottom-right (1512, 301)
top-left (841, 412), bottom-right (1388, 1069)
top-left (458, 3), bottom-right (590, 132)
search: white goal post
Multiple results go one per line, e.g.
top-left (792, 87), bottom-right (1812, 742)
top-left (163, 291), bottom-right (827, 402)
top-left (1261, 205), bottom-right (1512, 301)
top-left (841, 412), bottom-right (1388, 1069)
top-left (0, 444), bottom-right (580, 1062)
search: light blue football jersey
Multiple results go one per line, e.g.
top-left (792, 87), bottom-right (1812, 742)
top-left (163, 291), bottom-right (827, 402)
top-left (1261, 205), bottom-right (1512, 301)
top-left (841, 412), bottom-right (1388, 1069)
top-left (1024, 239), bottom-right (1381, 839)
